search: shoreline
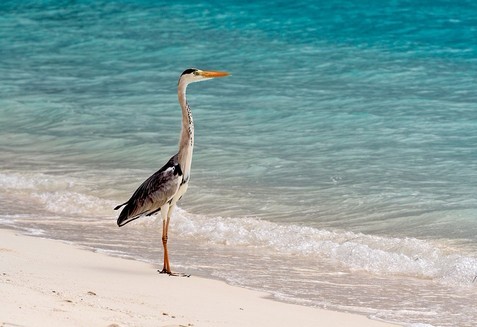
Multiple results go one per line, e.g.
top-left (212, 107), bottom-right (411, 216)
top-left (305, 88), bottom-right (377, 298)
top-left (0, 228), bottom-right (399, 327)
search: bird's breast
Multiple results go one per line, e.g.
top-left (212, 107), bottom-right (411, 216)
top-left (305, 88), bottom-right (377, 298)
top-left (171, 179), bottom-right (189, 206)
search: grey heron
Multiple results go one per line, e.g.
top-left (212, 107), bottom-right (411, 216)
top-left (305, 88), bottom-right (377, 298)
top-left (114, 68), bottom-right (229, 275)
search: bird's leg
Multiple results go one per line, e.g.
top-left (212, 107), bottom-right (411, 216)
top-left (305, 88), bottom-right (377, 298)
top-left (158, 216), bottom-right (190, 277)
top-left (160, 217), bottom-right (171, 274)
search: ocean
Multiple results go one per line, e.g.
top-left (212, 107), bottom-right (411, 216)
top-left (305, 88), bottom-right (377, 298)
top-left (1, 1), bottom-right (477, 326)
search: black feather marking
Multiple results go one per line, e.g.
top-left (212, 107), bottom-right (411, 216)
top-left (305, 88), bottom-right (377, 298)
top-left (181, 68), bottom-right (198, 76)
top-left (180, 175), bottom-right (189, 186)
top-left (174, 163), bottom-right (183, 176)
top-left (114, 202), bottom-right (128, 210)
top-left (117, 214), bottom-right (141, 227)
top-left (146, 207), bottom-right (161, 216)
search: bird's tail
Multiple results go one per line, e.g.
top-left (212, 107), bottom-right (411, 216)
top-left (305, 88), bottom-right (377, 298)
top-left (115, 201), bottom-right (140, 227)
top-left (114, 202), bottom-right (127, 211)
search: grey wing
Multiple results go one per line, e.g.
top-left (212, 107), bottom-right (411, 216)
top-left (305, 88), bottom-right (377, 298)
top-left (116, 155), bottom-right (183, 227)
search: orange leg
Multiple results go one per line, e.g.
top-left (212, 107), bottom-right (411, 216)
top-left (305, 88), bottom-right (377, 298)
top-left (160, 216), bottom-right (171, 274)
top-left (158, 216), bottom-right (190, 277)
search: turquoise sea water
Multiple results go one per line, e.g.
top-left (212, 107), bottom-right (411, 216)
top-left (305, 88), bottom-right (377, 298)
top-left (1, 1), bottom-right (477, 326)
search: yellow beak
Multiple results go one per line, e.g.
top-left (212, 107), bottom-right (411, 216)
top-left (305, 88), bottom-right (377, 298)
top-left (199, 70), bottom-right (230, 78)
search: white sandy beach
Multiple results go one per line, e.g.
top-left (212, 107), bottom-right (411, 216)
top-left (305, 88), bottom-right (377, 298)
top-left (0, 228), bottom-right (398, 327)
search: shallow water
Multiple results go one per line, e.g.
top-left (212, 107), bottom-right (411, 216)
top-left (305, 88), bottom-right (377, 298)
top-left (1, 1), bottom-right (477, 326)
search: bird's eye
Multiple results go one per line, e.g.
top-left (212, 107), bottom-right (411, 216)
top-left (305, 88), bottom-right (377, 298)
top-left (193, 71), bottom-right (200, 76)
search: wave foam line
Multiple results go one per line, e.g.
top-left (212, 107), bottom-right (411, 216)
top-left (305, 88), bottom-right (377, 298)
top-left (0, 172), bottom-right (117, 217)
top-left (2, 171), bottom-right (477, 287)
top-left (173, 208), bottom-right (477, 286)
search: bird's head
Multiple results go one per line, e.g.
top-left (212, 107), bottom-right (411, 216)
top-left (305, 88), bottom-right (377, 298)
top-left (178, 68), bottom-right (229, 86)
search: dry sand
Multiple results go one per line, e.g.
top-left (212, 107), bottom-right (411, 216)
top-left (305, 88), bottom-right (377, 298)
top-left (0, 228), bottom-right (399, 327)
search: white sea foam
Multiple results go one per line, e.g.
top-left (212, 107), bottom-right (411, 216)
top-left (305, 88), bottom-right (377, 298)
top-left (0, 172), bottom-right (73, 190)
top-left (32, 191), bottom-right (115, 216)
top-left (172, 208), bottom-right (477, 286)
top-left (0, 216), bottom-right (16, 225)
top-left (23, 227), bottom-right (45, 236)
top-left (0, 172), bottom-right (116, 217)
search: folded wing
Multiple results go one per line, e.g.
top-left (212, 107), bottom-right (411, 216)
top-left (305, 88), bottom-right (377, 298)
top-left (115, 155), bottom-right (183, 227)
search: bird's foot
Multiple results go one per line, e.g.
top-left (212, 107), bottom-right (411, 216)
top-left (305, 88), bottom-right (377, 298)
top-left (157, 269), bottom-right (190, 277)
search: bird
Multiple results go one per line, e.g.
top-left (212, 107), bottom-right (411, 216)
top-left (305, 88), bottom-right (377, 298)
top-left (114, 68), bottom-right (229, 275)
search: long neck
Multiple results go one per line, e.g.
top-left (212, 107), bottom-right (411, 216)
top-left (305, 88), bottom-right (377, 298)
top-left (177, 83), bottom-right (194, 177)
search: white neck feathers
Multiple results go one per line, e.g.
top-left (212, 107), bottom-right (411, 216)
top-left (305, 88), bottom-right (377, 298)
top-left (177, 82), bottom-right (194, 177)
